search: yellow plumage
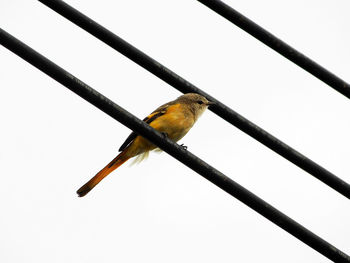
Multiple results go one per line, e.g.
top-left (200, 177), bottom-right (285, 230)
top-left (76, 93), bottom-right (212, 197)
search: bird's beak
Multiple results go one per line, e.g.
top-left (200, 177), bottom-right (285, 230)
top-left (206, 101), bottom-right (215, 106)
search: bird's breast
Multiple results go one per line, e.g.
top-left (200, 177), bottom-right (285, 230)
top-left (150, 103), bottom-right (195, 142)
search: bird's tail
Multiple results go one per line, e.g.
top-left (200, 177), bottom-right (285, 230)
top-left (77, 151), bottom-right (130, 197)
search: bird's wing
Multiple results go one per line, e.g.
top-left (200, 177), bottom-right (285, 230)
top-left (118, 103), bottom-right (172, 152)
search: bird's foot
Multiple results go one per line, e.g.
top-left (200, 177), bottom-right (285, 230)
top-left (180, 143), bottom-right (188, 150)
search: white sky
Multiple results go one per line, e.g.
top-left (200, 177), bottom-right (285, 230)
top-left (1, 1), bottom-right (350, 262)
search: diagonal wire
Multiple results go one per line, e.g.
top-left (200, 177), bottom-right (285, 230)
top-left (1, 27), bottom-right (349, 263)
top-left (197, 0), bottom-right (350, 99)
top-left (37, 0), bottom-right (350, 199)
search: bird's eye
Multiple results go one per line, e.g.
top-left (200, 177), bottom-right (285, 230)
top-left (197, 100), bottom-right (203, 105)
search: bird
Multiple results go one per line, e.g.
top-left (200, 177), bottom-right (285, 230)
top-left (76, 93), bottom-right (213, 197)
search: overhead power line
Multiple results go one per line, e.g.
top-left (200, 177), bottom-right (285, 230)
top-left (37, 0), bottom-right (350, 199)
top-left (197, 0), bottom-right (350, 99)
top-left (1, 27), bottom-right (349, 263)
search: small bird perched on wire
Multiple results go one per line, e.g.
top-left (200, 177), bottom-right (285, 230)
top-left (77, 93), bottom-right (213, 197)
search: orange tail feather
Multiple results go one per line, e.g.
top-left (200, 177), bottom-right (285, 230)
top-left (77, 151), bottom-right (130, 197)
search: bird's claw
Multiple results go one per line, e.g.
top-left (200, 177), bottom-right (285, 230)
top-left (161, 132), bottom-right (168, 138)
top-left (180, 143), bottom-right (188, 150)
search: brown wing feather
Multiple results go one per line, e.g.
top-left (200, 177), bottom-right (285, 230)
top-left (118, 103), bottom-right (173, 152)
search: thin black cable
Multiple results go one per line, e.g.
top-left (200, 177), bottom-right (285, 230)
top-left (1, 28), bottom-right (349, 263)
top-left (37, 0), bottom-right (350, 199)
top-left (197, 0), bottom-right (350, 99)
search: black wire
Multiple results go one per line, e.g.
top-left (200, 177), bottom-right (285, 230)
top-left (37, 0), bottom-right (350, 199)
top-left (1, 27), bottom-right (349, 263)
top-left (197, 0), bottom-right (350, 98)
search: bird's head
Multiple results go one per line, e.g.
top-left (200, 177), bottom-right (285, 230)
top-left (177, 93), bottom-right (214, 120)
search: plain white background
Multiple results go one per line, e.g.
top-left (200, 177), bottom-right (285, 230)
top-left (1, 0), bottom-right (350, 262)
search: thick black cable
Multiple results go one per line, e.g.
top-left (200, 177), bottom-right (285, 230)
top-left (1, 27), bottom-right (349, 263)
top-left (197, 0), bottom-right (350, 98)
top-left (37, 0), bottom-right (350, 199)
